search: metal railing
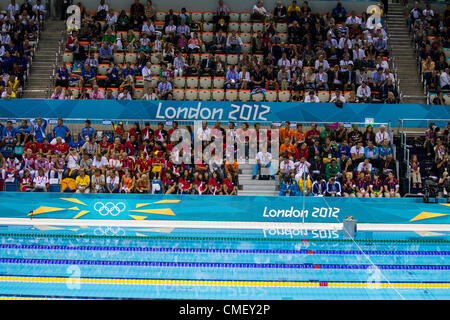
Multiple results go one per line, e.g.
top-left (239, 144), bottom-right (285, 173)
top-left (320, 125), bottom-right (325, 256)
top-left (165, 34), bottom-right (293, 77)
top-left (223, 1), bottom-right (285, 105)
top-left (398, 118), bottom-right (450, 133)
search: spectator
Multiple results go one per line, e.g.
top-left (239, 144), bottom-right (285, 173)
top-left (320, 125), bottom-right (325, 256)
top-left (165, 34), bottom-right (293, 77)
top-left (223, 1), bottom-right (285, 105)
top-left (326, 176), bottom-right (342, 197)
top-left (312, 175), bottom-right (327, 196)
top-left (252, 0), bottom-right (271, 22)
top-left (252, 149), bottom-right (275, 180)
top-left (384, 171), bottom-right (400, 198)
top-left (157, 76), bottom-right (173, 100)
top-left (304, 90), bottom-right (319, 103)
top-left (332, 2), bottom-right (347, 24)
top-left (273, 1), bottom-right (287, 22)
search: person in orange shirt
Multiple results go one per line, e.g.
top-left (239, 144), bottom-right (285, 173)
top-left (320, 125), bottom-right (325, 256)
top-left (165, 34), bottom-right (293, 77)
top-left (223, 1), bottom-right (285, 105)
top-left (293, 123), bottom-right (306, 144)
top-left (280, 138), bottom-right (295, 159)
top-left (225, 159), bottom-right (239, 177)
top-left (279, 121), bottom-right (294, 144)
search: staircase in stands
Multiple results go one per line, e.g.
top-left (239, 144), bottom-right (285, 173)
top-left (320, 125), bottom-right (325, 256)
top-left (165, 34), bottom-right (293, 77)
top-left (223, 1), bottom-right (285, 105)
top-left (386, 2), bottom-right (426, 104)
top-left (22, 19), bottom-right (66, 99)
top-left (238, 163), bottom-right (279, 196)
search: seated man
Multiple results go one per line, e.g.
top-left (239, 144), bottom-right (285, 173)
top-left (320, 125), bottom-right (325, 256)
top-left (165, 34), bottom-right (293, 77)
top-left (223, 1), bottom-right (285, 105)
top-left (326, 176), bottom-right (342, 197)
top-left (252, 149), bottom-right (275, 180)
top-left (80, 63), bottom-right (96, 87)
top-left (252, 0), bottom-right (271, 21)
top-left (279, 173), bottom-right (299, 196)
top-left (200, 53), bottom-right (216, 76)
top-left (273, 0), bottom-right (287, 22)
top-left (311, 175), bottom-right (327, 196)
top-left (224, 65), bottom-right (240, 89)
top-left (226, 31), bottom-right (243, 55)
top-left (98, 42), bottom-right (113, 64)
top-left (384, 171), bottom-right (400, 198)
top-left (157, 76), bottom-right (173, 100)
top-left (356, 81), bottom-right (371, 102)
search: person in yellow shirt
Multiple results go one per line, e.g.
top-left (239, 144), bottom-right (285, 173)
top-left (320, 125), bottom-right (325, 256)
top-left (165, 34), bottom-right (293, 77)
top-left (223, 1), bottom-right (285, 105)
top-left (287, 0), bottom-right (301, 23)
top-left (279, 121), bottom-right (294, 143)
top-left (297, 174), bottom-right (312, 196)
top-left (75, 169), bottom-right (91, 193)
top-left (7, 76), bottom-right (20, 93)
top-left (1, 87), bottom-right (16, 99)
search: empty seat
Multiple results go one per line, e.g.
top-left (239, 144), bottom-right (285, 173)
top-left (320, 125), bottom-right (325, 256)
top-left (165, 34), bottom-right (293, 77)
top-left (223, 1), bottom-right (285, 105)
top-left (252, 92), bottom-right (264, 102)
top-left (318, 91), bottom-right (330, 102)
top-left (252, 22), bottom-right (264, 33)
top-left (185, 89), bottom-right (199, 101)
top-left (203, 22), bottom-right (214, 32)
top-left (212, 89), bottom-right (225, 101)
top-left (242, 43), bottom-right (251, 54)
top-left (240, 32), bottom-right (252, 43)
top-left (63, 52), bottom-right (73, 63)
top-left (98, 64), bottom-right (109, 75)
top-left (173, 89), bottom-right (185, 100)
top-left (213, 77), bottom-right (225, 88)
top-left (191, 11), bottom-right (203, 22)
top-left (199, 89), bottom-right (212, 100)
top-left (174, 76), bottom-right (186, 89)
top-left (192, 53), bottom-right (201, 64)
top-left (203, 11), bottom-right (214, 22)
top-left (276, 23), bottom-right (288, 33)
top-left (228, 22), bottom-right (240, 33)
top-left (150, 64), bottom-right (160, 75)
top-left (265, 90), bottom-right (277, 102)
top-left (240, 12), bottom-right (251, 22)
top-left (68, 87), bottom-right (80, 98)
top-left (202, 32), bottom-right (214, 43)
top-left (226, 54), bottom-right (239, 65)
top-left (225, 89), bottom-right (238, 101)
top-left (156, 11), bottom-right (166, 21)
top-left (125, 53), bottom-right (137, 64)
top-left (135, 76), bottom-right (144, 87)
top-left (150, 53), bottom-right (161, 64)
top-left (230, 12), bottom-right (240, 22)
top-left (240, 22), bottom-right (252, 33)
top-left (113, 53), bottom-right (124, 64)
top-left (344, 91), bottom-right (351, 101)
top-left (186, 77), bottom-right (199, 89)
top-left (443, 94), bottom-right (450, 105)
top-left (238, 89), bottom-right (251, 101)
top-left (199, 77), bottom-right (212, 88)
top-left (133, 88), bottom-right (144, 99)
top-left (278, 90), bottom-right (291, 102)
top-left (278, 33), bottom-right (288, 42)
top-left (151, 77), bottom-right (159, 88)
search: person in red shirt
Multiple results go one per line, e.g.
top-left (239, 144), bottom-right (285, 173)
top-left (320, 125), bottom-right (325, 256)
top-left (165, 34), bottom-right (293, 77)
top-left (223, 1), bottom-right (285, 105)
top-left (141, 122), bottom-right (154, 141)
top-left (53, 137), bottom-right (69, 156)
top-left (295, 142), bottom-right (309, 161)
top-left (24, 139), bottom-right (41, 154)
top-left (112, 121), bottom-right (127, 140)
top-left (124, 135), bottom-right (139, 157)
top-left (178, 169), bottom-right (192, 194)
top-left (168, 121), bottom-right (179, 137)
top-left (97, 135), bottom-right (111, 155)
top-left (20, 169), bottom-right (33, 192)
top-left (194, 172), bottom-right (208, 195)
top-left (136, 154), bottom-right (152, 176)
top-left (306, 123), bottom-right (320, 144)
top-left (208, 171), bottom-right (223, 195)
top-left (154, 122), bottom-right (168, 143)
top-left (121, 152), bottom-right (135, 174)
top-left (222, 172), bottom-right (237, 195)
top-left (40, 138), bottom-right (54, 159)
top-left (162, 171), bottom-right (177, 194)
top-left (139, 139), bottom-right (153, 155)
top-left (108, 137), bottom-right (125, 156)
top-left (127, 122), bottom-right (141, 142)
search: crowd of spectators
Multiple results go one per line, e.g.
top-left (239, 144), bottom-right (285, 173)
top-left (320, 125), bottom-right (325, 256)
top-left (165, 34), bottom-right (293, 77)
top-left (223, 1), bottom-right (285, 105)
top-left (409, 1), bottom-right (450, 104)
top-left (275, 121), bottom-right (400, 197)
top-left (408, 122), bottom-right (450, 197)
top-left (0, 0), bottom-right (44, 99)
top-left (0, 119), bottom-right (244, 195)
top-left (52, 0), bottom-right (399, 103)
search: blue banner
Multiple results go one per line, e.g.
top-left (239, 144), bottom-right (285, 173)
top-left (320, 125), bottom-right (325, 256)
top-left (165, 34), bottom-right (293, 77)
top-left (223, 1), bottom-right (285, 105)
top-left (0, 99), bottom-right (449, 127)
top-left (0, 193), bottom-right (449, 225)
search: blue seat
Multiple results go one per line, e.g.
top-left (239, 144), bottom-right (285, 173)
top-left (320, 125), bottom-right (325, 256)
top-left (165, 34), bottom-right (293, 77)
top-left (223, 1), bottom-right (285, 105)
top-left (49, 184), bottom-right (61, 192)
top-left (5, 181), bottom-right (18, 192)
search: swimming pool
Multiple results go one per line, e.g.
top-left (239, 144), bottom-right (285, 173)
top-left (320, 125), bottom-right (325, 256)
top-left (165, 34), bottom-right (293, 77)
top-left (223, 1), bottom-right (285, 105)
top-left (0, 225), bottom-right (448, 300)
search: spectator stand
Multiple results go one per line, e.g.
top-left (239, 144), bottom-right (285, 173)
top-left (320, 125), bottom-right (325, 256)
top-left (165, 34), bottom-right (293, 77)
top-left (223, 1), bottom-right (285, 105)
top-left (51, 1), bottom-right (398, 103)
top-left (398, 118), bottom-right (450, 197)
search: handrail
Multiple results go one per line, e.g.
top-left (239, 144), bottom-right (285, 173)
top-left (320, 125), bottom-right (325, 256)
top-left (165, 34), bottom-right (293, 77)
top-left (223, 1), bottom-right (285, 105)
top-left (399, 118), bottom-right (450, 133)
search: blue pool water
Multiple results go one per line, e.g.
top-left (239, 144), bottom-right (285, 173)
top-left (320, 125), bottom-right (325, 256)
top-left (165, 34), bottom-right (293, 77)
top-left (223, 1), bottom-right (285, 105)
top-left (0, 225), bottom-right (449, 300)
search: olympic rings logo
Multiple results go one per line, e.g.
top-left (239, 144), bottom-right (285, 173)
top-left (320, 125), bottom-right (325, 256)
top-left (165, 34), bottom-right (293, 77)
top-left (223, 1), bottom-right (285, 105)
top-left (93, 202), bottom-right (126, 216)
top-left (93, 226), bottom-right (126, 236)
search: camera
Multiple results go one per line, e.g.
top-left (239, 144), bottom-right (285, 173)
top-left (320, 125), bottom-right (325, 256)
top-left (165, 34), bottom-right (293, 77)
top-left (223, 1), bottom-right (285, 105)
top-left (423, 177), bottom-right (439, 203)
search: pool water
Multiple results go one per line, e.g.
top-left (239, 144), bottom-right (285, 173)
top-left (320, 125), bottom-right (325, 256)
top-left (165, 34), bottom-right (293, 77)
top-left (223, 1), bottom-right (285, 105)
top-left (0, 225), bottom-right (448, 300)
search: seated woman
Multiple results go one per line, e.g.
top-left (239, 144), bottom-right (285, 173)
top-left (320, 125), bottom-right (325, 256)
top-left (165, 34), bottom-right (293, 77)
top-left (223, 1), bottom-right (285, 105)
top-left (136, 173), bottom-right (150, 193)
